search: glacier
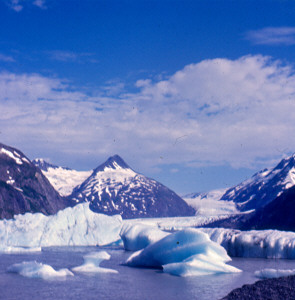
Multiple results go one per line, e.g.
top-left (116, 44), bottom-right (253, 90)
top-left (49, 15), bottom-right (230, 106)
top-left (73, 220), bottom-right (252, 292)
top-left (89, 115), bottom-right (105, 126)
top-left (72, 251), bottom-right (118, 274)
top-left (0, 203), bottom-right (122, 249)
top-left (7, 261), bottom-right (74, 280)
top-left (200, 228), bottom-right (295, 259)
top-left (124, 228), bottom-right (241, 276)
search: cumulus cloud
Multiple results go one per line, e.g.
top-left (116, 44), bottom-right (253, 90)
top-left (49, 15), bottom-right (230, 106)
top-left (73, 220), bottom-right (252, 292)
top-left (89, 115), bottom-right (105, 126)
top-left (0, 55), bottom-right (295, 172)
top-left (245, 27), bottom-right (295, 45)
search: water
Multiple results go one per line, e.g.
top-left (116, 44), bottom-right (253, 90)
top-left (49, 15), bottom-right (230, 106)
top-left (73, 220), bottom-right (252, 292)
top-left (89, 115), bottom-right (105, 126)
top-left (1, 247), bottom-right (295, 300)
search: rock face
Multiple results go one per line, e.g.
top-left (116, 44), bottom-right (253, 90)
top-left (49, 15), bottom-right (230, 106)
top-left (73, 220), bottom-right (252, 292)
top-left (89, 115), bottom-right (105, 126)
top-left (221, 154), bottom-right (295, 211)
top-left (0, 143), bottom-right (68, 219)
top-left (69, 155), bottom-right (195, 219)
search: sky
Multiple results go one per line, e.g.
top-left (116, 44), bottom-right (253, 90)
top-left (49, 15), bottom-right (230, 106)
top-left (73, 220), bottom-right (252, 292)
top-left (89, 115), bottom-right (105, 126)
top-left (1, 0), bottom-right (295, 195)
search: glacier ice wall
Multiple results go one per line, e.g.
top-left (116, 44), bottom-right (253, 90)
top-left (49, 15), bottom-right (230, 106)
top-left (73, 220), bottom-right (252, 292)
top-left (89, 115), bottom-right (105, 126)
top-left (0, 203), bottom-right (122, 248)
top-left (200, 228), bottom-right (295, 259)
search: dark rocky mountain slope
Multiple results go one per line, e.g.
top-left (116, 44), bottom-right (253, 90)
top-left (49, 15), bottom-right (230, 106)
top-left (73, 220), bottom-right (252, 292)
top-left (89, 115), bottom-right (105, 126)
top-left (0, 142), bottom-right (69, 219)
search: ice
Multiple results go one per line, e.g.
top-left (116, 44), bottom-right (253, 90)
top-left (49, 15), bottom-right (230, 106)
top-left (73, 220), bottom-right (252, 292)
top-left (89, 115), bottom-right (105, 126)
top-left (255, 268), bottom-right (295, 279)
top-left (163, 251), bottom-right (242, 277)
top-left (200, 228), bottom-right (295, 259)
top-left (0, 246), bottom-right (41, 254)
top-left (125, 228), bottom-right (241, 276)
top-left (120, 223), bottom-right (169, 251)
top-left (72, 251), bottom-right (118, 274)
top-left (0, 203), bottom-right (122, 248)
top-left (7, 261), bottom-right (74, 280)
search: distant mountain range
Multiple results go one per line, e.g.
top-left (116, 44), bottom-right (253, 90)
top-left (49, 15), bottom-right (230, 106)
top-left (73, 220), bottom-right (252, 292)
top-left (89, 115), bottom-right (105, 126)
top-left (0, 143), bottom-right (69, 219)
top-left (33, 154), bottom-right (195, 219)
top-left (185, 154), bottom-right (295, 231)
top-left (2, 140), bottom-right (295, 229)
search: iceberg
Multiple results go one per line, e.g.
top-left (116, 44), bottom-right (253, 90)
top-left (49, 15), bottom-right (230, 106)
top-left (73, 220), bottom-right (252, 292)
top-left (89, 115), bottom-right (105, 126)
top-left (7, 261), bottom-right (74, 280)
top-left (255, 268), bottom-right (295, 279)
top-left (120, 223), bottom-right (169, 251)
top-left (0, 203), bottom-right (122, 248)
top-left (125, 228), bottom-right (241, 276)
top-left (72, 251), bottom-right (118, 274)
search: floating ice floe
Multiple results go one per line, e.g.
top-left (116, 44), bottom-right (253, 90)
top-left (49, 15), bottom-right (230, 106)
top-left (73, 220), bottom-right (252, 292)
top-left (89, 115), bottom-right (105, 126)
top-left (120, 223), bottom-right (169, 251)
top-left (255, 268), bottom-right (295, 279)
top-left (125, 228), bottom-right (241, 277)
top-left (0, 203), bottom-right (122, 248)
top-left (72, 251), bottom-right (118, 274)
top-left (7, 261), bottom-right (74, 280)
top-left (0, 246), bottom-right (41, 254)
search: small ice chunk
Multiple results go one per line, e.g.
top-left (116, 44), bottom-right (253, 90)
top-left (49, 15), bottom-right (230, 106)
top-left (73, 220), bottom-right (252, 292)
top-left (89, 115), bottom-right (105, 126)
top-left (7, 261), bottom-right (74, 280)
top-left (255, 268), bottom-right (295, 279)
top-left (72, 251), bottom-right (118, 274)
top-left (0, 246), bottom-right (41, 254)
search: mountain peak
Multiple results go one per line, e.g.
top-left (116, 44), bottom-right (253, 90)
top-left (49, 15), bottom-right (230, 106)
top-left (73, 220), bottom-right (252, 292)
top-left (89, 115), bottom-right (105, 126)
top-left (95, 154), bottom-right (132, 172)
top-left (32, 158), bottom-right (72, 171)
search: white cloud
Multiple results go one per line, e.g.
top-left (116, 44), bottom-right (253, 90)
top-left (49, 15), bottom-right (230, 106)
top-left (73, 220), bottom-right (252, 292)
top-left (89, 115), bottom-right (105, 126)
top-left (7, 0), bottom-right (47, 11)
top-left (32, 0), bottom-right (46, 9)
top-left (245, 27), bottom-right (295, 45)
top-left (0, 53), bottom-right (15, 62)
top-left (1, 55), bottom-right (295, 172)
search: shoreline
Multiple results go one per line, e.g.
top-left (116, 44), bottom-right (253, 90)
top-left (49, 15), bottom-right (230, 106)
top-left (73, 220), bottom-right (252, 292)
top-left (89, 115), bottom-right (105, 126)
top-left (222, 275), bottom-right (295, 299)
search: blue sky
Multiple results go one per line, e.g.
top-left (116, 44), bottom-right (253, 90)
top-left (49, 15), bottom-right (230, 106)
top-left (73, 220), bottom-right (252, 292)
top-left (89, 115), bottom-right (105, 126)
top-left (1, 0), bottom-right (295, 194)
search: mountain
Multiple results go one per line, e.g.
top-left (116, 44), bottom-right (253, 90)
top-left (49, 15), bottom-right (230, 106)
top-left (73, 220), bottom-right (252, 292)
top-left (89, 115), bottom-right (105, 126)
top-left (186, 153), bottom-right (295, 215)
top-left (69, 155), bottom-right (195, 218)
top-left (202, 185), bottom-right (295, 231)
top-left (0, 143), bottom-right (69, 219)
top-left (220, 154), bottom-right (295, 211)
top-left (33, 158), bottom-right (92, 196)
top-left (244, 185), bottom-right (295, 231)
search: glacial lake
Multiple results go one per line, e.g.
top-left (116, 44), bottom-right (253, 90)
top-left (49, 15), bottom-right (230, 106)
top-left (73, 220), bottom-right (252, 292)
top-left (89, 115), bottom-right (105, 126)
top-left (2, 246), bottom-right (295, 300)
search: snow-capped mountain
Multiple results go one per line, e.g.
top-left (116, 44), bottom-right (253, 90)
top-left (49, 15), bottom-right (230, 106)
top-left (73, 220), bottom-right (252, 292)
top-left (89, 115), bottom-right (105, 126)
top-left (69, 155), bottom-right (195, 218)
top-left (0, 143), bottom-right (69, 219)
top-left (186, 153), bottom-right (295, 215)
top-left (221, 154), bottom-right (295, 211)
top-left (33, 158), bottom-right (92, 196)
